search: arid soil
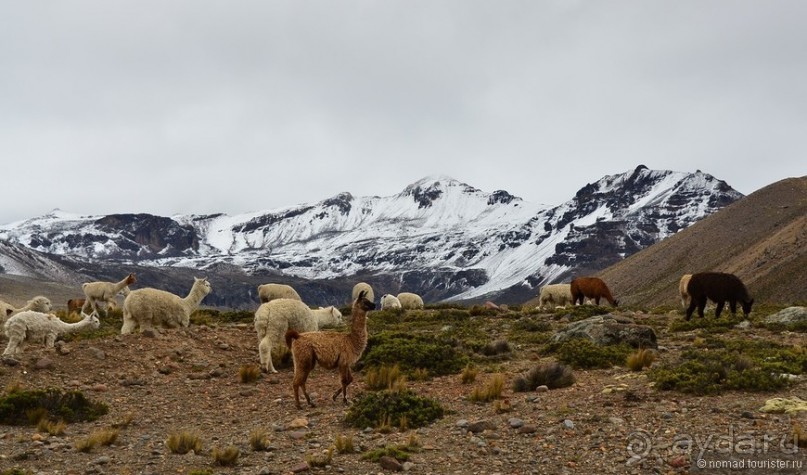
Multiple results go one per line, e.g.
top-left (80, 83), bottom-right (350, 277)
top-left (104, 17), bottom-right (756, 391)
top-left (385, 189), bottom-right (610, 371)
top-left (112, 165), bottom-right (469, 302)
top-left (0, 311), bottom-right (804, 475)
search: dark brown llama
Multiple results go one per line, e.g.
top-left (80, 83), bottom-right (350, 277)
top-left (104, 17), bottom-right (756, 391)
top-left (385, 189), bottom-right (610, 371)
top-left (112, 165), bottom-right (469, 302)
top-left (685, 272), bottom-right (753, 320)
top-left (570, 277), bottom-right (618, 306)
top-left (286, 290), bottom-right (376, 409)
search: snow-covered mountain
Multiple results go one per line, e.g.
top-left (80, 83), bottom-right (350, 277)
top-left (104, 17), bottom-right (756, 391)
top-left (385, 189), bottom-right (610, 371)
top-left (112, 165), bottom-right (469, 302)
top-left (0, 166), bottom-right (742, 305)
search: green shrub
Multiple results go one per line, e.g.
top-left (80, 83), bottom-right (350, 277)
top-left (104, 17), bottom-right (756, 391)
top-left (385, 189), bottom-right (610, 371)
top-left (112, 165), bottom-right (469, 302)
top-left (649, 349), bottom-right (791, 395)
top-left (554, 305), bottom-right (610, 321)
top-left (60, 309), bottom-right (121, 342)
top-left (0, 389), bottom-right (108, 425)
top-left (513, 362), bottom-right (575, 391)
top-left (511, 317), bottom-right (552, 333)
top-left (668, 314), bottom-right (745, 333)
top-left (548, 339), bottom-right (632, 369)
top-left (362, 332), bottom-right (468, 376)
top-left (479, 339), bottom-right (512, 357)
top-left (345, 390), bottom-right (444, 430)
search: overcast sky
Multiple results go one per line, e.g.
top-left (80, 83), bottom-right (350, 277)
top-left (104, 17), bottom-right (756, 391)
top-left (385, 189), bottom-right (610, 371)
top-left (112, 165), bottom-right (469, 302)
top-left (1, 1), bottom-right (804, 225)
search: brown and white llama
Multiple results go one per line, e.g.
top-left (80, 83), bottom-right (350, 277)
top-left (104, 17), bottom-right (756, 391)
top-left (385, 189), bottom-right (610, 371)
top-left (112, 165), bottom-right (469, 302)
top-left (82, 273), bottom-right (136, 313)
top-left (570, 277), bottom-right (618, 307)
top-left (285, 290), bottom-right (376, 409)
top-left (685, 272), bottom-right (753, 320)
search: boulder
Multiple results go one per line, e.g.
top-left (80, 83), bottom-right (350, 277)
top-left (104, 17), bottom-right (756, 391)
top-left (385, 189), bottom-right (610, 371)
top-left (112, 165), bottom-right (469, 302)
top-left (550, 314), bottom-right (657, 348)
top-left (765, 307), bottom-right (807, 325)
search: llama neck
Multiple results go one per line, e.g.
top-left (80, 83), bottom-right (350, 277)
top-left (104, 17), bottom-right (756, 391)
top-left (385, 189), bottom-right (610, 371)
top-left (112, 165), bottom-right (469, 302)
top-left (183, 282), bottom-right (207, 310)
top-left (112, 277), bottom-right (130, 293)
top-left (348, 310), bottom-right (368, 354)
top-left (58, 316), bottom-right (94, 334)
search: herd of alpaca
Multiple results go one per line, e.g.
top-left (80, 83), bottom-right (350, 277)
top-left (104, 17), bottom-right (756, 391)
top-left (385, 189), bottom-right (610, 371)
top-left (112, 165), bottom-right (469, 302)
top-left (2, 264), bottom-right (755, 409)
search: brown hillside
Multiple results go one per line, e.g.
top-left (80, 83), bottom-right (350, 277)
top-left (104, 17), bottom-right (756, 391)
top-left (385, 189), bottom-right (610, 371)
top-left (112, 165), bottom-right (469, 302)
top-left (597, 176), bottom-right (807, 307)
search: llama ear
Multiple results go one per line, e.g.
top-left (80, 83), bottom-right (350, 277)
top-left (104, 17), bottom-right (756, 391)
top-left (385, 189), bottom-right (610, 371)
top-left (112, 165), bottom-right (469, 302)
top-left (5, 309), bottom-right (12, 316)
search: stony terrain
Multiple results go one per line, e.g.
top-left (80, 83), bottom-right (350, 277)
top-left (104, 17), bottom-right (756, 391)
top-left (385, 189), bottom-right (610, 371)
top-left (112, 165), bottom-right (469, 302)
top-left (0, 306), bottom-right (804, 475)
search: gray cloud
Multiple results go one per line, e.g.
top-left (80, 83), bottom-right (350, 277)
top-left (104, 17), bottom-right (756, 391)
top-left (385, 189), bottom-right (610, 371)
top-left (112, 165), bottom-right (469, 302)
top-left (1, 0), bottom-right (804, 224)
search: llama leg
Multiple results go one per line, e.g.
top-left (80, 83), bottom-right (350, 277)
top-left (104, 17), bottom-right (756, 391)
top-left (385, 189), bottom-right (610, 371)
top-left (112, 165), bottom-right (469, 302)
top-left (729, 301), bottom-right (737, 316)
top-left (258, 335), bottom-right (277, 373)
top-left (332, 366), bottom-right (353, 405)
top-left (697, 299), bottom-right (707, 319)
top-left (45, 334), bottom-right (57, 348)
top-left (3, 338), bottom-right (19, 356)
top-left (715, 301), bottom-right (725, 318)
top-left (685, 299), bottom-right (697, 321)
top-left (292, 356), bottom-right (315, 409)
top-left (594, 296), bottom-right (601, 305)
top-left (120, 311), bottom-right (136, 334)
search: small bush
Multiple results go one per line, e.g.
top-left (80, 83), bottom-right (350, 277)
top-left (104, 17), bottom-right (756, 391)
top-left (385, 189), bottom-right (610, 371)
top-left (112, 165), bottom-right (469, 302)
top-left (480, 339), bottom-right (512, 357)
top-left (111, 412), bottom-right (135, 429)
top-left (212, 445), bottom-right (239, 466)
top-left (249, 428), bottom-right (270, 451)
top-left (166, 431), bottom-right (202, 454)
top-left (334, 434), bottom-right (354, 454)
top-left (511, 317), bottom-right (552, 333)
top-left (365, 364), bottom-right (405, 391)
top-left (362, 332), bottom-right (468, 376)
top-left (0, 388), bottom-right (108, 425)
top-left (1, 469), bottom-right (33, 475)
top-left (513, 362), bottom-right (575, 392)
top-left (239, 364), bottom-right (261, 384)
top-left (549, 339), bottom-right (632, 369)
top-left (626, 349), bottom-right (656, 371)
top-left (469, 374), bottom-right (505, 403)
top-left (460, 364), bottom-right (478, 384)
top-left (306, 447), bottom-right (333, 468)
top-left (411, 368), bottom-right (430, 381)
top-left (555, 305), bottom-right (610, 321)
top-left (361, 446), bottom-right (412, 462)
top-left (345, 390), bottom-right (444, 430)
top-left (493, 399), bottom-right (513, 413)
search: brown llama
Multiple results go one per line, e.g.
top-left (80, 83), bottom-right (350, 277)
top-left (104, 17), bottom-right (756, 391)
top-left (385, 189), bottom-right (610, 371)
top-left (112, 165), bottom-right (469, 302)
top-left (570, 277), bottom-right (618, 307)
top-left (67, 298), bottom-right (86, 315)
top-left (685, 272), bottom-right (753, 321)
top-left (285, 290), bottom-right (376, 409)
top-left (678, 274), bottom-right (692, 308)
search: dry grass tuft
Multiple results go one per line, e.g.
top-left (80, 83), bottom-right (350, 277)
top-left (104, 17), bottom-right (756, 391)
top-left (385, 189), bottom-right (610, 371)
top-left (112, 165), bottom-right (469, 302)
top-left (212, 445), bottom-right (240, 466)
top-left (37, 418), bottom-right (66, 436)
top-left (461, 364), bottom-right (478, 384)
top-left (75, 428), bottom-right (119, 452)
top-left (239, 364), bottom-right (261, 384)
top-left (334, 433), bottom-right (355, 454)
top-left (365, 364), bottom-right (405, 391)
top-left (166, 430), bottom-right (202, 454)
top-left (306, 447), bottom-right (333, 468)
top-left (249, 428), bottom-right (270, 451)
top-left (469, 374), bottom-right (505, 402)
top-left (626, 348), bottom-right (657, 371)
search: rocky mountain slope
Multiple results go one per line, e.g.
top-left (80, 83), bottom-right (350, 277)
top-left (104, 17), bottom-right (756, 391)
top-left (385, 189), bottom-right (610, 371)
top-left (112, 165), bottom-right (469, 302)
top-left (597, 176), bottom-right (807, 307)
top-left (0, 166), bottom-right (742, 307)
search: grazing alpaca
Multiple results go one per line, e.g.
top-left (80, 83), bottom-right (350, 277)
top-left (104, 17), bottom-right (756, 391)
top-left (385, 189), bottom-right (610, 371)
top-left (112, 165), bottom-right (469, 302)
top-left (351, 282), bottom-right (374, 305)
top-left (678, 274), bottom-right (692, 308)
top-left (570, 277), bottom-right (618, 307)
top-left (120, 277), bottom-right (211, 334)
top-left (286, 290), bottom-right (376, 409)
top-left (257, 283), bottom-right (302, 304)
top-left (3, 310), bottom-right (100, 356)
top-left (380, 294), bottom-right (402, 309)
top-left (539, 284), bottom-right (573, 309)
top-left (397, 292), bottom-right (424, 310)
top-left (685, 272), bottom-right (754, 321)
top-left (82, 273), bottom-right (137, 313)
top-left (67, 298), bottom-right (86, 315)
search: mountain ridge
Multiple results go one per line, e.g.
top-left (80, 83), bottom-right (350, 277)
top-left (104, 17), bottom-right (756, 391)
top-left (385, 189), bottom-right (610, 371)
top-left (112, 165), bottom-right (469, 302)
top-left (0, 166), bottom-right (743, 307)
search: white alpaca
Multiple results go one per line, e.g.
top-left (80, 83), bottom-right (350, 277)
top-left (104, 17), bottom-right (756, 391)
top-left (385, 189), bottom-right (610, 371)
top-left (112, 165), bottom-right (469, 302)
top-left (539, 284), bottom-right (574, 309)
top-left (397, 292), bottom-right (424, 309)
top-left (120, 277), bottom-right (211, 334)
top-left (0, 296), bottom-right (53, 327)
top-left (380, 294), bottom-right (402, 309)
top-left (351, 282), bottom-right (374, 305)
top-left (679, 274), bottom-right (692, 308)
top-left (254, 299), bottom-right (342, 373)
top-left (257, 283), bottom-right (302, 303)
top-left (82, 273), bottom-right (137, 313)
top-left (3, 310), bottom-right (100, 356)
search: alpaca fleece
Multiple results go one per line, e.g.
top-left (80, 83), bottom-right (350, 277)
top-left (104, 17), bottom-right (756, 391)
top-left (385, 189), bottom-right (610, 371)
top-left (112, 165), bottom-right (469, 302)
top-left (397, 292), bottom-right (424, 310)
top-left (3, 310), bottom-right (100, 356)
top-left (121, 277), bottom-right (211, 334)
top-left (257, 283), bottom-right (302, 304)
top-left (82, 273), bottom-right (136, 312)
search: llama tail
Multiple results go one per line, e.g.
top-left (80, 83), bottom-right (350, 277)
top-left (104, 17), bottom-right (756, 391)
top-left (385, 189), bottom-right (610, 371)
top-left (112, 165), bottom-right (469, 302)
top-left (285, 329), bottom-right (300, 348)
